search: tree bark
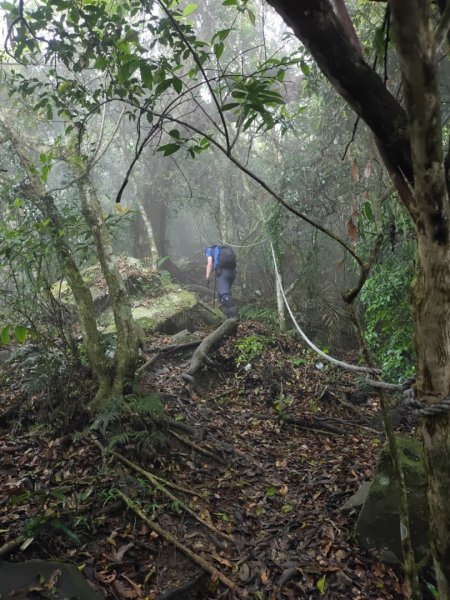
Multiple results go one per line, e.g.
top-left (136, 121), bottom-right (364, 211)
top-left (388, 1), bottom-right (450, 596)
top-left (75, 170), bottom-right (139, 398)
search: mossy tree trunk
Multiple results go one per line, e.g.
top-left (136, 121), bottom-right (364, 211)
top-left (0, 120), bottom-right (111, 401)
top-left (390, 1), bottom-right (450, 595)
top-left (75, 168), bottom-right (139, 398)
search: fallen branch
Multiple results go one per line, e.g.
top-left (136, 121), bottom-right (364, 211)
top-left (182, 318), bottom-right (238, 382)
top-left (117, 490), bottom-right (235, 590)
top-left (168, 429), bottom-right (227, 464)
top-left (92, 438), bottom-right (198, 496)
top-left (0, 535), bottom-right (26, 558)
top-left (137, 340), bottom-right (203, 376)
top-left (241, 412), bottom-right (346, 435)
top-left (104, 445), bottom-right (234, 543)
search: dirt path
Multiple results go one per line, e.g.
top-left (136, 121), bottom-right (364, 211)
top-left (0, 321), bottom-right (404, 599)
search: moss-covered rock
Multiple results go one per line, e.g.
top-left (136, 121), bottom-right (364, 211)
top-left (54, 256), bottom-right (224, 336)
top-left (355, 434), bottom-right (429, 564)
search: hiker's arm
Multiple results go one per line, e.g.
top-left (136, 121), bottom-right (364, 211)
top-left (206, 256), bottom-right (213, 280)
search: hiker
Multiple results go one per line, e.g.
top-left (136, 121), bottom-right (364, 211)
top-left (205, 244), bottom-right (238, 318)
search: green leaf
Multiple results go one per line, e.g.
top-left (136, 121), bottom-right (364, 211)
top-left (50, 519), bottom-right (81, 545)
top-left (157, 143), bottom-right (181, 156)
top-left (214, 42), bottom-right (224, 60)
top-left (212, 28), bottom-right (232, 43)
top-left (222, 0), bottom-right (237, 5)
top-left (363, 201), bottom-right (373, 222)
top-left (14, 325), bottom-right (28, 344)
top-left (182, 2), bottom-right (197, 16)
top-left (300, 61), bottom-right (310, 76)
top-left (247, 9), bottom-right (256, 26)
top-left (222, 102), bottom-right (240, 112)
top-left (266, 486), bottom-right (277, 497)
top-left (140, 64), bottom-right (153, 89)
top-left (155, 79), bottom-right (173, 95)
top-left (0, 325), bottom-right (10, 345)
top-left (171, 77), bottom-right (183, 94)
top-left (317, 575), bottom-right (326, 595)
top-left (169, 129), bottom-right (181, 140)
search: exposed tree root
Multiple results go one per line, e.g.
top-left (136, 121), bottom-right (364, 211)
top-left (137, 341), bottom-right (203, 377)
top-left (99, 442), bottom-right (234, 543)
top-left (117, 490), bottom-right (236, 590)
top-left (182, 318), bottom-right (238, 382)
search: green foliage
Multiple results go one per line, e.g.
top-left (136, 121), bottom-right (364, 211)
top-left (239, 306), bottom-right (277, 326)
top-left (235, 334), bottom-right (271, 364)
top-left (360, 258), bottom-right (415, 382)
top-left (91, 393), bottom-right (166, 457)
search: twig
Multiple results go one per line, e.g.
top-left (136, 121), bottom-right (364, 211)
top-left (106, 446), bottom-right (234, 543)
top-left (168, 429), bottom-right (227, 464)
top-left (117, 490), bottom-right (235, 589)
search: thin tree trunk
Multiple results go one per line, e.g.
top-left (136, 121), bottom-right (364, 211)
top-left (76, 171), bottom-right (139, 397)
top-left (135, 193), bottom-right (159, 270)
top-left (275, 262), bottom-right (286, 332)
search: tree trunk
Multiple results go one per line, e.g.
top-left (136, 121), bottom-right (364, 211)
top-left (0, 119), bottom-right (111, 400)
top-left (388, 1), bottom-right (450, 593)
top-left (135, 192), bottom-right (159, 270)
top-left (76, 171), bottom-right (139, 397)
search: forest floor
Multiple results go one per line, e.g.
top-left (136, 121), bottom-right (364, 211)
top-left (0, 320), bottom-right (412, 599)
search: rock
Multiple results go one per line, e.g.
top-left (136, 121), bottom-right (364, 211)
top-left (53, 257), bottom-right (224, 336)
top-left (169, 329), bottom-right (202, 344)
top-left (0, 560), bottom-right (103, 599)
top-left (340, 481), bottom-right (371, 512)
top-left (355, 434), bottom-right (429, 564)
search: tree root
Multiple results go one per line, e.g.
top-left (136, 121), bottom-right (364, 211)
top-left (100, 443), bottom-right (234, 543)
top-left (117, 490), bottom-right (235, 590)
top-left (168, 429), bottom-right (227, 464)
top-left (182, 318), bottom-right (238, 381)
top-left (137, 341), bottom-right (203, 377)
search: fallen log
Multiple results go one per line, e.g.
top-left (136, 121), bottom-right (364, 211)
top-left (182, 318), bottom-right (238, 382)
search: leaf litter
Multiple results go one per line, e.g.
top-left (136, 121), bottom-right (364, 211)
top-left (0, 319), bottom-right (405, 599)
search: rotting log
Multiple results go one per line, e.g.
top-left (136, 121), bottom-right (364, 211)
top-left (182, 318), bottom-right (238, 382)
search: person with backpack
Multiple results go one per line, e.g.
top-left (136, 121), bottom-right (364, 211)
top-left (205, 244), bottom-right (238, 318)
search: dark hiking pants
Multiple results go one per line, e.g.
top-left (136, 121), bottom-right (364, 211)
top-left (216, 268), bottom-right (237, 318)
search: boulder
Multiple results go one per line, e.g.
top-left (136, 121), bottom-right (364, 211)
top-left (0, 560), bottom-right (103, 599)
top-left (354, 434), bottom-right (429, 564)
top-left (53, 257), bottom-right (224, 336)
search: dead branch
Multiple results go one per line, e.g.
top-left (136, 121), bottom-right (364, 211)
top-left (240, 412), bottom-right (346, 435)
top-left (182, 318), bottom-right (238, 381)
top-left (106, 445), bottom-right (234, 543)
top-left (0, 535), bottom-right (27, 558)
top-left (168, 429), bottom-right (227, 464)
top-left (92, 438), bottom-right (199, 496)
top-left (117, 490), bottom-right (235, 589)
